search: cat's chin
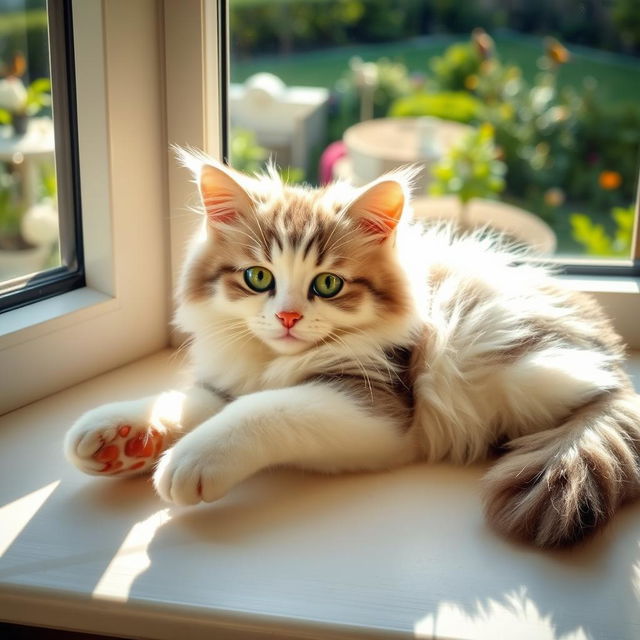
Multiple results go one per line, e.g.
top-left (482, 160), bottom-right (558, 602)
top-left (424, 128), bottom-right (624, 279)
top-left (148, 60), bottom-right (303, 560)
top-left (266, 335), bottom-right (314, 355)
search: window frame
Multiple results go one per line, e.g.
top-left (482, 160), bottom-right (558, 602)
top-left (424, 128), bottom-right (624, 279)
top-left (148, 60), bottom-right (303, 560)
top-left (164, 0), bottom-right (225, 310)
top-left (0, 0), bottom-right (171, 415)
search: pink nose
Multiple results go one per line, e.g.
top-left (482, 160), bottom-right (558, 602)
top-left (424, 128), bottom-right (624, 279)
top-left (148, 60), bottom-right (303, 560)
top-left (276, 311), bottom-right (302, 329)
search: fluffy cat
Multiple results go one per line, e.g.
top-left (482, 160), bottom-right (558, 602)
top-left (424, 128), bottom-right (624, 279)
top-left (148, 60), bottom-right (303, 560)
top-left (65, 152), bottom-right (640, 547)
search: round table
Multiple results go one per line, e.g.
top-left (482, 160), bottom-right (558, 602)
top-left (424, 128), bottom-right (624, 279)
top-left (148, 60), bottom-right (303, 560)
top-left (337, 117), bottom-right (473, 188)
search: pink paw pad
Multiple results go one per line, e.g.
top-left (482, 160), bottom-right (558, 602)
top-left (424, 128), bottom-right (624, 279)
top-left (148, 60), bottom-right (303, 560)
top-left (92, 425), bottom-right (164, 475)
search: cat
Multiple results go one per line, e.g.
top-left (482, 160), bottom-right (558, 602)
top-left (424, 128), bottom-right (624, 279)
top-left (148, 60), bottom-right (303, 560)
top-left (64, 151), bottom-right (640, 547)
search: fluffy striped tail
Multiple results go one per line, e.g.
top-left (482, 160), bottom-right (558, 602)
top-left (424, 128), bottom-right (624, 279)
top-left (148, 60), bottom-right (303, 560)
top-left (484, 389), bottom-right (640, 547)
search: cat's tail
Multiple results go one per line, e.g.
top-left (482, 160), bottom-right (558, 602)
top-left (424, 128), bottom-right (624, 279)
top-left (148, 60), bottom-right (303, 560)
top-left (483, 388), bottom-right (640, 547)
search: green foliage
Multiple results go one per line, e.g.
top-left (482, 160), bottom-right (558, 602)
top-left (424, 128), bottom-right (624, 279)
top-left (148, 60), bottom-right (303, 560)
top-left (429, 42), bottom-right (481, 92)
top-left (406, 33), bottom-right (640, 214)
top-left (230, 0), bottom-right (429, 56)
top-left (0, 8), bottom-right (50, 82)
top-left (570, 205), bottom-right (635, 257)
top-left (230, 129), bottom-right (305, 184)
top-left (432, 0), bottom-right (492, 33)
top-left (0, 167), bottom-right (23, 242)
top-left (25, 77), bottom-right (51, 115)
top-left (613, 0), bottom-right (640, 50)
top-left (389, 91), bottom-right (481, 123)
top-left (230, 129), bottom-right (268, 174)
top-left (39, 163), bottom-right (57, 200)
top-left (278, 166), bottom-right (305, 184)
top-left (366, 58), bottom-right (413, 110)
top-left (429, 123), bottom-right (506, 204)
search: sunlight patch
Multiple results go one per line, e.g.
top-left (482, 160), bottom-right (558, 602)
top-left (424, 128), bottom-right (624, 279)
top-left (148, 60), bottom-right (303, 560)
top-left (413, 589), bottom-right (588, 640)
top-left (92, 508), bottom-right (171, 601)
top-left (150, 391), bottom-right (186, 430)
top-left (0, 481), bottom-right (60, 557)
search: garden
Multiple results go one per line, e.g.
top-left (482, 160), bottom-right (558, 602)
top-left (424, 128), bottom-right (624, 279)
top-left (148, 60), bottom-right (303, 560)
top-left (229, 0), bottom-right (640, 258)
top-left (0, 0), bottom-right (638, 267)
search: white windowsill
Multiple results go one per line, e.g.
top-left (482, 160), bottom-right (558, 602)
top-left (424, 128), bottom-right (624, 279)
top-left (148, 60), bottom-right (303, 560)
top-left (1, 349), bottom-right (640, 640)
top-left (0, 288), bottom-right (116, 346)
top-left (559, 274), bottom-right (640, 294)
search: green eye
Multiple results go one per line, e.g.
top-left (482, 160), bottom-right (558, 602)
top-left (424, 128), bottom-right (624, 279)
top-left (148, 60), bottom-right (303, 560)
top-left (312, 273), bottom-right (343, 298)
top-left (244, 267), bottom-right (274, 292)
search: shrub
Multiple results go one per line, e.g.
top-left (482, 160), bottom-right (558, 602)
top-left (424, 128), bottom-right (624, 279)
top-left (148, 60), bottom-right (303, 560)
top-left (429, 42), bottom-right (482, 91)
top-left (429, 123), bottom-right (506, 227)
top-left (389, 91), bottom-right (481, 122)
top-left (230, 129), bottom-right (268, 174)
top-left (570, 204), bottom-right (634, 257)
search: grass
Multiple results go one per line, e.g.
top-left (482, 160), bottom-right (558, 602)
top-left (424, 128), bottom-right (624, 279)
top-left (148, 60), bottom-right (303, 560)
top-left (0, 9), bottom-right (47, 34)
top-left (231, 32), bottom-right (640, 106)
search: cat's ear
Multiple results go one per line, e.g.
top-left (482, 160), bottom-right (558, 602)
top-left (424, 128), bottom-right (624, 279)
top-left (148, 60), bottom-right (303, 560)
top-left (198, 163), bottom-right (253, 225)
top-left (346, 179), bottom-right (407, 238)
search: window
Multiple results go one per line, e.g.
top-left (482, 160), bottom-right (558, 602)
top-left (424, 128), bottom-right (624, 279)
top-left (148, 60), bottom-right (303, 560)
top-left (0, 0), bottom-right (638, 417)
top-left (227, 0), bottom-right (640, 272)
top-left (0, 0), bottom-right (169, 414)
top-left (0, 0), bottom-right (83, 312)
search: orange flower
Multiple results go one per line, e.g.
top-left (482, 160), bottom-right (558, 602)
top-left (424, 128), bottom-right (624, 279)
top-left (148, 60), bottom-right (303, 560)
top-left (472, 28), bottom-right (494, 60)
top-left (599, 171), bottom-right (622, 190)
top-left (545, 37), bottom-right (570, 65)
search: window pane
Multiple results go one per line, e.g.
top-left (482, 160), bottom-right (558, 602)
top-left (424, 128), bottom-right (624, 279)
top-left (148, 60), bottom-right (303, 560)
top-left (0, 0), bottom-right (82, 310)
top-left (228, 0), bottom-right (640, 263)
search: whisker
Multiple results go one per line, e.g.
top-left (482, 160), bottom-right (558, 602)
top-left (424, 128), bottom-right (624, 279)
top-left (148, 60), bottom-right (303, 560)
top-left (326, 332), bottom-right (374, 402)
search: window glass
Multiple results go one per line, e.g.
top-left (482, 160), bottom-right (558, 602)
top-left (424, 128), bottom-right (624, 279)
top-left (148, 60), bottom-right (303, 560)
top-left (228, 0), bottom-right (639, 261)
top-left (0, 0), bottom-right (81, 310)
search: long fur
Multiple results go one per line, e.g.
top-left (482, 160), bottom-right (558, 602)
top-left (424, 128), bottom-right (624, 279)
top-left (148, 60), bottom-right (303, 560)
top-left (65, 153), bottom-right (640, 547)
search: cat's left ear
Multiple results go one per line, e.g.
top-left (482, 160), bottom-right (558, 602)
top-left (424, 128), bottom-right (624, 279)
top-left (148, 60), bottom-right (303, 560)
top-left (346, 179), bottom-right (407, 238)
top-left (198, 163), bottom-right (253, 225)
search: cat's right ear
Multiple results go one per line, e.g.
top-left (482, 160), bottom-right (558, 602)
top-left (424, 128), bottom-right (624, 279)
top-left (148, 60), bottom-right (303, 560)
top-left (198, 163), bottom-right (253, 225)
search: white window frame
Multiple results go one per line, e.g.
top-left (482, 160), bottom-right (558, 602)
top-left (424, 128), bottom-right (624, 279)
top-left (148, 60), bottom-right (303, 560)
top-left (0, 0), bottom-right (638, 417)
top-left (164, 0), bottom-right (224, 308)
top-left (0, 0), bottom-right (179, 414)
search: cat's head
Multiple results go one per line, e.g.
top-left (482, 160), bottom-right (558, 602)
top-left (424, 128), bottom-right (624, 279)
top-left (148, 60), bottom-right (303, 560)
top-left (176, 152), bottom-right (416, 356)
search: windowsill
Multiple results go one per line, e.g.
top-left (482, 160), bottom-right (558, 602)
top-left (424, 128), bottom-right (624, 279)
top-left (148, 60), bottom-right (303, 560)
top-left (0, 287), bottom-right (116, 347)
top-left (1, 350), bottom-right (640, 640)
top-left (559, 273), bottom-right (640, 294)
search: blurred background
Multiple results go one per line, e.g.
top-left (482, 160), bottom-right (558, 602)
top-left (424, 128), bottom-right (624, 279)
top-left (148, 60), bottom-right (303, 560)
top-left (0, 0), bottom-right (57, 282)
top-left (228, 0), bottom-right (640, 259)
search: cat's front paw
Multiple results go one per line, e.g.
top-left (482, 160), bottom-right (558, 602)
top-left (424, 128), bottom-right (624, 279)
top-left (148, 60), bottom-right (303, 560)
top-left (65, 402), bottom-right (168, 477)
top-left (153, 437), bottom-right (237, 506)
